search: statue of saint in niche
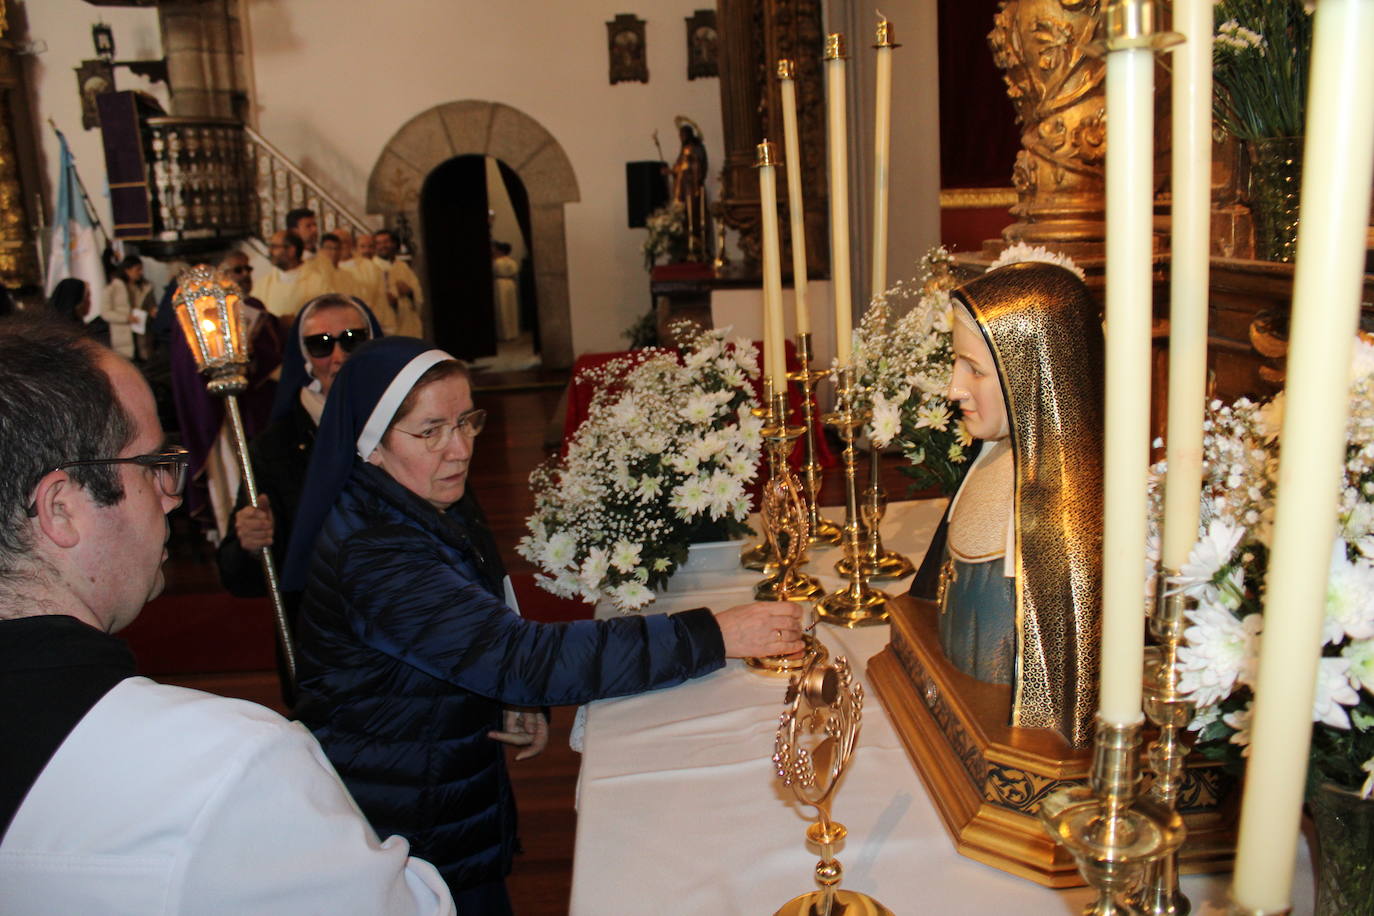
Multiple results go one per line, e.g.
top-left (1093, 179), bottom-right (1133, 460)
top-left (909, 261), bottom-right (1105, 749)
top-left (666, 116), bottom-right (708, 261)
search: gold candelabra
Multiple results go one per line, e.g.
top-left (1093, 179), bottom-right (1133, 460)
top-left (790, 332), bottom-right (842, 548)
top-left (816, 367), bottom-right (890, 627)
top-left (1130, 573), bottom-right (1196, 916)
top-left (772, 653), bottom-right (893, 916)
top-left (835, 441), bottom-right (915, 580)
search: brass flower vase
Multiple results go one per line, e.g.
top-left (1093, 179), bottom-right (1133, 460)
top-left (1308, 781), bottom-right (1374, 916)
top-left (1245, 137), bottom-right (1303, 264)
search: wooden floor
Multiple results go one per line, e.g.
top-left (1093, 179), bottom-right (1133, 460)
top-left (159, 369), bottom-right (926, 914)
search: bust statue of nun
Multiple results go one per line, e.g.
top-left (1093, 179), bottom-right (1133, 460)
top-left (910, 260), bottom-right (1105, 749)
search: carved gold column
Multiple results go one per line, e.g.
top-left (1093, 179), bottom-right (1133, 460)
top-left (988, 0), bottom-right (1109, 259)
top-left (0, 0), bottom-right (40, 288)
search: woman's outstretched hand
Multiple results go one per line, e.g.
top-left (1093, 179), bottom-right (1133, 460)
top-left (713, 601), bottom-right (804, 657)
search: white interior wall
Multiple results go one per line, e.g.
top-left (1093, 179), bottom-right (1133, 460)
top-left (20, 0), bottom-right (941, 357)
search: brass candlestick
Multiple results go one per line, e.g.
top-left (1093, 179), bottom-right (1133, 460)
top-left (754, 392), bottom-right (823, 603)
top-left (741, 376), bottom-right (783, 572)
top-left (815, 367), bottom-right (890, 627)
top-left (772, 653), bottom-right (893, 916)
top-left (836, 441), bottom-right (915, 580)
top-left (1130, 572), bottom-right (1196, 916)
top-left (790, 332), bottom-right (842, 547)
top-left (1041, 717), bottom-right (1185, 916)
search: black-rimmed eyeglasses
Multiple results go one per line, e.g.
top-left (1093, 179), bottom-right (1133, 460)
top-left (26, 446), bottom-right (191, 516)
top-left (303, 327), bottom-right (370, 359)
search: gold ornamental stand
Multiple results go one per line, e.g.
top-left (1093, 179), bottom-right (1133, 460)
top-left (741, 377), bottom-right (784, 573)
top-left (744, 392), bottom-right (827, 676)
top-left (773, 653), bottom-right (893, 916)
top-left (815, 366), bottom-right (890, 627)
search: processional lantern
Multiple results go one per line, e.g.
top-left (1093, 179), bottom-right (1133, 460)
top-left (172, 265), bottom-right (297, 685)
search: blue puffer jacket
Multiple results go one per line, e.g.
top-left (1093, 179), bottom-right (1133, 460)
top-left (293, 463), bottom-right (726, 893)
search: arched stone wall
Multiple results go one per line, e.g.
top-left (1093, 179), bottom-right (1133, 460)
top-left (366, 101), bottom-right (580, 368)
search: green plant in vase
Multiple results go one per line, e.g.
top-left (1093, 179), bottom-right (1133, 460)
top-left (1212, 0), bottom-right (1313, 263)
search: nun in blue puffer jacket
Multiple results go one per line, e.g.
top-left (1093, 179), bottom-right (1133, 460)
top-left (282, 336), bottom-right (802, 914)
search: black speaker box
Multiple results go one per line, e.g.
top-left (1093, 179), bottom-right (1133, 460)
top-left (626, 161), bottom-right (669, 228)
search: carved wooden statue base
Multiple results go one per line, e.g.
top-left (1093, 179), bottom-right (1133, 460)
top-left (867, 594), bottom-right (1238, 888)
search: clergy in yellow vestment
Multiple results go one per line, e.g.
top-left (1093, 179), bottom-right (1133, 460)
top-left (256, 231), bottom-right (330, 322)
top-left (373, 229), bottom-right (425, 338)
top-left (341, 230), bottom-right (394, 333)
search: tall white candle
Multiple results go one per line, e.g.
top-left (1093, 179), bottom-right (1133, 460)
top-left (825, 33), bottom-right (853, 366)
top-left (871, 18), bottom-right (898, 297)
top-left (1160, 0), bottom-right (1214, 572)
top-left (1099, 44), bottom-right (1154, 726)
top-left (1232, 1), bottom-right (1374, 910)
top-left (777, 60), bottom-right (810, 335)
top-left (758, 141), bottom-right (788, 392)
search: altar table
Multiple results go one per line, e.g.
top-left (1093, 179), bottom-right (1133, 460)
top-left (569, 500), bottom-right (1315, 915)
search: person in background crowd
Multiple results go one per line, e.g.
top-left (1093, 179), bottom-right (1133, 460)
top-left (284, 336), bottom-right (803, 911)
top-left (373, 228), bottom-right (424, 337)
top-left (0, 318), bottom-right (453, 914)
top-left (491, 241), bottom-right (520, 342)
top-left (218, 294), bottom-right (383, 703)
top-left (256, 231), bottom-right (328, 324)
top-left (102, 255), bottom-right (153, 361)
top-left (46, 278), bottom-right (110, 349)
top-left (338, 227), bottom-right (390, 323)
top-left (286, 207), bottom-right (319, 259)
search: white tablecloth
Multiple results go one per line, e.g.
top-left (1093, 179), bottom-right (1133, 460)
top-left (570, 500), bottom-right (1313, 915)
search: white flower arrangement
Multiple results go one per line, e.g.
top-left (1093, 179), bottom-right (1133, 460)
top-left (850, 247), bottom-right (968, 494)
top-left (519, 323), bottom-right (761, 611)
top-left (1151, 335), bottom-right (1374, 796)
top-left (641, 202), bottom-right (688, 270)
top-left (988, 242), bottom-right (1086, 281)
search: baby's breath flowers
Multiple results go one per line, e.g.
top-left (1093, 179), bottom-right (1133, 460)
top-left (1149, 335), bottom-right (1374, 794)
top-left (519, 323), bottom-right (760, 611)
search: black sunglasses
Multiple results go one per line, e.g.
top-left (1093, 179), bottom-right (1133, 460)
top-left (26, 446), bottom-right (191, 517)
top-left (303, 327), bottom-right (370, 359)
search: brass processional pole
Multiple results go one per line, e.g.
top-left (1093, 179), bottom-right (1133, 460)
top-left (171, 265), bottom-right (297, 686)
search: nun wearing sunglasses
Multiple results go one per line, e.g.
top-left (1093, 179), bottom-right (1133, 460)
top-left (216, 295), bottom-right (382, 692)
top-left (282, 337), bottom-right (802, 913)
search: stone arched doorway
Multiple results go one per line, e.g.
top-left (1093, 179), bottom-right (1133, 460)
top-left (366, 101), bottom-right (579, 368)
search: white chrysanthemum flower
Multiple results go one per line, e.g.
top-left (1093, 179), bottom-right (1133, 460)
top-left (681, 393), bottom-right (716, 423)
top-left (1361, 756), bottom-right (1374, 800)
top-left (1177, 608), bottom-right (1262, 708)
top-left (611, 580), bottom-right (655, 610)
top-left (1312, 656), bottom-right (1360, 730)
top-left (915, 403), bottom-right (952, 432)
top-left (1324, 541), bottom-right (1374, 644)
top-left (579, 546), bottom-right (609, 591)
top-left (705, 469), bottom-right (743, 518)
top-left (670, 476), bottom-right (710, 518)
top-left (870, 400), bottom-right (902, 447)
top-left (1187, 703), bottom-right (1222, 733)
top-left (1342, 637), bottom-right (1374, 693)
top-left (543, 531), bottom-right (577, 569)
top-left (954, 420), bottom-right (973, 448)
top-left (948, 442), bottom-right (965, 462)
top-left (1175, 521), bottom-right (1243, 596)
top-left (1223, 704), bottom-right (1254, 754)
top-left (610, 540), bottom-right (642, 573)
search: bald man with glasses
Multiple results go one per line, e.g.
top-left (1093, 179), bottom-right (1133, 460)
top-left (0, 319), bottom-right (453, 914)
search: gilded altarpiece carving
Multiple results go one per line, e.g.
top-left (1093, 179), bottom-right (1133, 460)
top-left (988, 0), bottom-right (1109, 258)
top-left (715, 0), bottom-right (827, 275)
top-left (0, 0), bottom-right (39, 287)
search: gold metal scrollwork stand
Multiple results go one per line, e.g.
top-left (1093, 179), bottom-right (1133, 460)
top-left (773, 654), bottom-right (892, 916)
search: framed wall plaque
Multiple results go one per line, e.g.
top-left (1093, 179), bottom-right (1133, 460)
top-left (607, 14), bottom-right (648, 85)
top-left (685, 10), bottom-right (717, 80)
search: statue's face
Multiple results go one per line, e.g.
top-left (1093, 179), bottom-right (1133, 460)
top-left (949, 310), bottom-right (1009, 441)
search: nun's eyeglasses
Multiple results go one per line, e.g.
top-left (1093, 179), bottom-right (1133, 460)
top-left (26, 446), bottom-right (190, 516)
top-left (303, 327), bottom-right (369, 358)
top-left (391, 409), bottom-right (488, 452)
